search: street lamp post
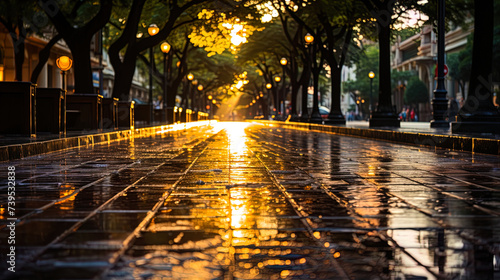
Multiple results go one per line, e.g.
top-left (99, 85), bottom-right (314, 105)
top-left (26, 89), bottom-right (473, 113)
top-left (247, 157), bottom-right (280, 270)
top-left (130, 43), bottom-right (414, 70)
top-left (305, 33), bottom-right (322, 124)
top-left (192, 79), bottom-right (198, 111)
top-left (160, 42), bottom-right (171, 123)
top-left (274, 76), bottom-right (281, 119)
top-left (280, 57), bottom-right (287, 120)
top-left (368, 71), bottom-right (375, 114)
top-left (56, 55), bottom-right (72, 136)
top-left (148, 24), bottom-right (159, 125)
top-left (430, 0), bottom-right (449, 128)
top-left (266, 83), bottom-right (273, 119)
top-left (197, 84), bottom-right (203, 114)
top-left (187, 73), bottom-right (194, 109)
top-left (207, 94), bottom-right (212, 119)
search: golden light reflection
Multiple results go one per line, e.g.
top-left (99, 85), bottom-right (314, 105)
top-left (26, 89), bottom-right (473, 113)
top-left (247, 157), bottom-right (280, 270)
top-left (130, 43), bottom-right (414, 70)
top-left (230, 190), bottom-right (250, 229)
top-left (128, 137), bottom-right (136, 160)
top-left (223, 122), bottom-right (251, 162)
top-left (368, 165), bottom-right (376, 176)
top-left (56, 184), bottom-right (76, 210)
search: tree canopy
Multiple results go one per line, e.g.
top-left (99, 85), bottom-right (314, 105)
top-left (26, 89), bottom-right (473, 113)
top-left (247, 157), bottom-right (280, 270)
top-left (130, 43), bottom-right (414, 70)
top-left (2, 0), bottom-right (497, 122)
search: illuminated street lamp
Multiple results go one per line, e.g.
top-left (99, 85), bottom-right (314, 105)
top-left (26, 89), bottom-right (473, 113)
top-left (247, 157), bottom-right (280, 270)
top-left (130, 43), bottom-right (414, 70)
top-left (274, 76), bottom-right (281, 83)
top-left (280, 57), bottom-right (288, 66)
top-left (148, 24), bottom-right (159, 36)
top-left (160, 42), bottom-right (171, 122)
top-left (56, 55), bottom-right (72, 136)
top-left (56, 56), bottom-right (72, 91)
top-left (186, 73), bottom-right (194, 109)
top-left (148, 23), bottom-right (159, 124)
top-left (266, 83), bottom-right (272, 89)
top-left (305, 33), bottom-right (321, 123)
top-left (279, 57), bottom-right (288, 119)
top-left (368, 71), bottom-right (375, 113)
top-left (304, 33), bottom-right (314, 44)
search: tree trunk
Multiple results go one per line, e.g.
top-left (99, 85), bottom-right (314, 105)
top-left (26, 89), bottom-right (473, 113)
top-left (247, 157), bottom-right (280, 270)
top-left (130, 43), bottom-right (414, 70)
top-left (8, 31), bottom-right (25, 81)
top-left (325, 66), bottom-right (345, 124)
top-left (453, 0), bottom-right (500, 133)
top-left (377, 22), bottom-right (392, 113)
top-left (13, 38), bottom-right (24, 81)
top-left (289, 56), bottom-right (299, 120)
top-left (68, 39), bottom-right (94, 93)
top-left (369, 16), bottom-right (400, 127)
top-left (310, 44), bottom-right (322, 123)
top-left (31, 34), bottom-right (62, 83)
top-left (112, 59), bottom-right (137, 101)
top-left (299, 61), bottom-right (310, 122)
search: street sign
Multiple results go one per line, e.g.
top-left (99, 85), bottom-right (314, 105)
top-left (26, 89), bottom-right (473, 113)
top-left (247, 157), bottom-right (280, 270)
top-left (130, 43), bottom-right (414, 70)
top-left (435, 64), bottom-right (448, 77)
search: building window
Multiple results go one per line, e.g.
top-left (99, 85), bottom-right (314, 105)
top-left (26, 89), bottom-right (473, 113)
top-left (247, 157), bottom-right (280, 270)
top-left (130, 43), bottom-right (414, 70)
top-left (402, 46), bottom-right (419, 62)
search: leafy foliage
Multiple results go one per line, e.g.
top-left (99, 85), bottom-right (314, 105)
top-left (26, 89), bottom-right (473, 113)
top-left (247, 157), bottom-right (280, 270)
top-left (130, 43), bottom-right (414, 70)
top-left (349, 44), bottom-right (379, 101)
top-left (189, 9), bottom-right (263, 56)
top-left (404, 76), bottom-right (428, 105)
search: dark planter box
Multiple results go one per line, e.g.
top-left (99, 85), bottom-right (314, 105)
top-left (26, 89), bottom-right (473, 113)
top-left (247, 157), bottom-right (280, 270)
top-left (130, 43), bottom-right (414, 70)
top-left (66, 93), bottom-right (103, 132)
top-left (36, 88), bottom-right (65, 134)
top-left (103, 97), bottom-right (119, 131)
top-left (117, 101), bottom-right (135, 130)
top-left (134, 104), bottom-right (151, 126)
top-left (180, 108), bottom-right (187, 123)
top-left (191, 110), bottom-right (198, 122)
top-left (166, 107), bottom-right (176, 124)
top-left (0, 82), bottom-right (36, 137)
top-left (174, 107), bottom-right (182, 124)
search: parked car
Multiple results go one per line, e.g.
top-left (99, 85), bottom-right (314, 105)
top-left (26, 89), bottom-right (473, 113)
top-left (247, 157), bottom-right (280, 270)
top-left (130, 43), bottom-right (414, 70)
top-left (307, 106), bottom-right (330, 119)
top-left (319, 106), bottom-right (330, 119)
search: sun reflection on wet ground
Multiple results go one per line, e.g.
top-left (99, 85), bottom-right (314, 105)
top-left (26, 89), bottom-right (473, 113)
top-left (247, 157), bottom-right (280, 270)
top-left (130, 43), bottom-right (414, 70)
top-left (1, 122), bottom-right (499, 279)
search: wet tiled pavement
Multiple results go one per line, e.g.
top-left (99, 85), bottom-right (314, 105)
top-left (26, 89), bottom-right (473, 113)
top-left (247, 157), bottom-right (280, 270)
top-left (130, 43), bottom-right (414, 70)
top-left (1, 122), bottom-right (500, 279)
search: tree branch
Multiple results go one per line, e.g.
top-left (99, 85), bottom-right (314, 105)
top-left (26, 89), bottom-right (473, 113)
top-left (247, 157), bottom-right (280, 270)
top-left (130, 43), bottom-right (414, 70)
top-left (31, 33), bottom-right (63, 83)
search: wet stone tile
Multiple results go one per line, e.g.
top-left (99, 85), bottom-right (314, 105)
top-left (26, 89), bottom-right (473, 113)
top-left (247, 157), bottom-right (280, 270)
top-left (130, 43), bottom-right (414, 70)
top-left (148, 216), bottom-right (228, 231)
top-left (8, 220), bottom-right (77, 246)
top-left (78, 212), bottom-right (148, 232)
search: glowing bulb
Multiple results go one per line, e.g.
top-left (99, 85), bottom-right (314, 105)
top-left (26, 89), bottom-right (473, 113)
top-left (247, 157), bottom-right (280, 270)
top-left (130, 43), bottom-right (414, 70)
top-left (148, 24), bottom-right (159, 36)
top-left (56, 56), bottom-right (72, 71)
top-left (160, 42), bottom-right (171, 53)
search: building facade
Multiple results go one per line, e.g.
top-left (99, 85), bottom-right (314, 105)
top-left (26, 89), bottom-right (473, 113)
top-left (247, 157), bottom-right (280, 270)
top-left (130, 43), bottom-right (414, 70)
top-left (0, 27), bottom-right (147, 101)
top-left (391, 24), bottom-right (473, 121)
